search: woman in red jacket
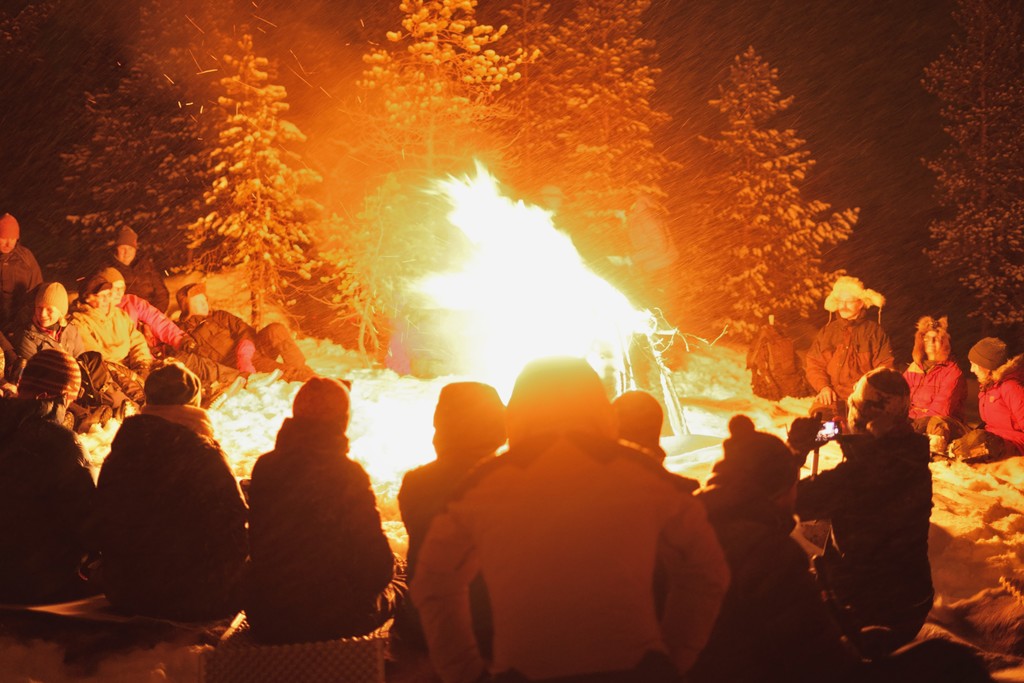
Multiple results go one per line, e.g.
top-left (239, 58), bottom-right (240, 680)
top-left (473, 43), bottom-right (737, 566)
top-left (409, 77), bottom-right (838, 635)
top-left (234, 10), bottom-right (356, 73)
top-left (902, 316), bottom-right (967, 455)
top-left (956, 337), bottom-right (1024, 459)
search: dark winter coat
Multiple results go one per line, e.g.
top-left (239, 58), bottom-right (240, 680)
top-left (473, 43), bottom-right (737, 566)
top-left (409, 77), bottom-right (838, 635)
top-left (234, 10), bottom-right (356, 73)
top-left (805, 315), bottom-right (895, 400)
top-left (977, 354), bottom-right (1024, 456)
top-left (96, 413), bottom-right (248, 621)
top-left (690, 480), bottom-right (857, 683)
top-left (101, 251), bottom-right (169, 313)
top-left (16, 320), bottom-right (87, 362)
top-left (0, 397), bottom-right (96, 604)
top-left (180, 310), bottom-right (256, 371)
top-left (247, 417), bottom-right (397, 644)
top-left (904, 359), bottom-right (967, 423)
top-left (796, 431), bottom-right (933, 639)
top-left (0, 245), bottom-right (43, 333)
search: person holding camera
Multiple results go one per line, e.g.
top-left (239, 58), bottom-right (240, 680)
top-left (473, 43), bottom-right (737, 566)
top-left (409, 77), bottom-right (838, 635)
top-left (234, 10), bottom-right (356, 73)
top-left (805, 276), bottom-right (894, 423)
top-left (788, 367), bottom-right (932, 660)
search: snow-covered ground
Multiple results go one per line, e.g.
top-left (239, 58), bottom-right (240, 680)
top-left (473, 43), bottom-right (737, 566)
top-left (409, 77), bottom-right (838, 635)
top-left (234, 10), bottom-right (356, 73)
top-left (3, 278), bottom-right (1023, 681)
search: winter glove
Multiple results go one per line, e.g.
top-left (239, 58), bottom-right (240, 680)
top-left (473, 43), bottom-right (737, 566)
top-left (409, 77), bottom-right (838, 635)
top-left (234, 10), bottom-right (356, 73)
top-left (236, 339), bottom-right (257, 374)
top-left (179, 334), bottom-right (199, 354)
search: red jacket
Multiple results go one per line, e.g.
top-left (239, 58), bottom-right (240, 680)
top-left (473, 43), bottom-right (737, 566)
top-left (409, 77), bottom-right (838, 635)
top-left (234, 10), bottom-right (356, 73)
top-left (805, 314), bottom-right (894, 400)
top-left (117, 293), bottom-right (184, 350)
top-left (978, 355), bottom-right (1024, 457)
top-left (903, 359), bottom-right (967, 422)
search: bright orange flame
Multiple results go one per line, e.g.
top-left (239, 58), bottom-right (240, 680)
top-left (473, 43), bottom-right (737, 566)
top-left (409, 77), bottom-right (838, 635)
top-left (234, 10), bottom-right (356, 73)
top-left (418, 163), bottom-right (654, 396)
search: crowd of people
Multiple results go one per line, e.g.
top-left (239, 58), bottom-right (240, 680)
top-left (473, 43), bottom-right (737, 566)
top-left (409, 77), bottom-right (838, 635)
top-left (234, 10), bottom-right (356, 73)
top-left (0, 219), bottom-right (1016, 681)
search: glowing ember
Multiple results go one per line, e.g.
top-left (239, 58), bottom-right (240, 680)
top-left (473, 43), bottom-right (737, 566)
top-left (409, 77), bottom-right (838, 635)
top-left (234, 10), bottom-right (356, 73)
top-left (418, 162), bottom-right (655, 396)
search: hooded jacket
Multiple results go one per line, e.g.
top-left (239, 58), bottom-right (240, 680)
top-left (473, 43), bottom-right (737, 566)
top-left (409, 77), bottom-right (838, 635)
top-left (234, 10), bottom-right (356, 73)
top-left (977, 354), bottom-right (1024, 456)
top-left (0, 397), bottom-right (96, 603)
top-left (805, 314), bottom-right (895, 400)
top-left (69, 301), bottom-right (152, 372)
top-left (247, 417), bottom-right (397, 644)
top-left (903, 359), bottom-right (967, 422)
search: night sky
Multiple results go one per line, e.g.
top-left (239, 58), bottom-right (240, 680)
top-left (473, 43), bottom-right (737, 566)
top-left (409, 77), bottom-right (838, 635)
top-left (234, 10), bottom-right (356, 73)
top-left (0, 0), bottom-right (981, 359)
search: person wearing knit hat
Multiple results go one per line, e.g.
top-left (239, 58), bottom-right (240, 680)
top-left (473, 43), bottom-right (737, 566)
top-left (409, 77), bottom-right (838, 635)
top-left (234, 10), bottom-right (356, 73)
top-left (18, 348), bottom-right (81, 402)
top-left (15, 282), bottom-right (87, 367)
top-left (68, 269), bottom-right (152, 381)
top-left (411, 357), bottom-right (730, 682)
top-left (397, 382), bottom-right (506, 647)
top-left (950, 337), bottom-right (1024, 460)
top-left (805, 275), bottom-right (894, 424)
top-left (689, 416), bottom-right (857, 682)
top-left (0, 212), bottom-right (43, 342)
top-left (97, 362), bottom-right (246, 621)
top-left (790, 368), bottom-right (933, 658)
top-left (613, 390), bottom-right (668, 462)
top-left (246, 376), bottom-right (404, 644)
top-left (92, 225), bottom-right (169, 313)
top-left (903, 317), bottom-right (967, 456)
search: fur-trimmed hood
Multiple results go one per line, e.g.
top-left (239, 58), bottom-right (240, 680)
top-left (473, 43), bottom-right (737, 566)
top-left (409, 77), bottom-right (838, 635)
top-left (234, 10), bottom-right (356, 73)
top-left (980, 353), bottom-right (1024, 391)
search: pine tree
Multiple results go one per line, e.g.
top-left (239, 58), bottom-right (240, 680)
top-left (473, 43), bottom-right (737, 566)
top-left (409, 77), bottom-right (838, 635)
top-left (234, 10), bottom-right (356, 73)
top-left (706, 47), bottom-right (857, 339)
top-left (923, 0), bottom-right (1024, 327)
top-left (513, 0), bottom-right (674, 261)
top-left (189, 34), bottom-right (323, 326)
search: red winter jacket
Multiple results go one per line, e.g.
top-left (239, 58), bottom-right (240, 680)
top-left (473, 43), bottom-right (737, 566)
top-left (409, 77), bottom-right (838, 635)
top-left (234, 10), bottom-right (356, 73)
top-left (117, 293), bottom-right (184, 350)
top-left (903, 359), bottom-right (967, 423)
top-left (978, 355), bottom-right (1024, 457)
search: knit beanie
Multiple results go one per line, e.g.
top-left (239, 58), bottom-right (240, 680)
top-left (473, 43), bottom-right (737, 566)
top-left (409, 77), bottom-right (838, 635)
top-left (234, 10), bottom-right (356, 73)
top-left (710, 415), bottom-right (799, 498)
top-left (968, 337), bottom-right (1008, 371)
top-left (613, 390), bottom-right (664, 454)
top-left (176, 282), bottom-right (205, 318)
top-left (35, 282), bottom-right (69, 318)
top-left (0, 213), bottom-right (19, 240)
top-left (19, 349), bottom-right (81, 401)
top-left (847, 367), bottom-right (910, 437)
top-left (79, 273), bottom-right (112, 300)
top-left (116, 226), bottom-right (138, 248)
top-left (292, 377), bottom-right (351, 429)
top-left (99, 266), bottom-right (125, 286)
top-left (145, 361), bottom-right (202, 407)
top-left (506, 356), bottom-right (616, 445)
top-left (433, 381), bottom-right (506, 460)
top-left (824, 276), bottom-right (885, 312)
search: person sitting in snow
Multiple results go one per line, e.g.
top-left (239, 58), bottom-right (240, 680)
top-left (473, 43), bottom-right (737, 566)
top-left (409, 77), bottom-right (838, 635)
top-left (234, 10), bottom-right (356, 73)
top-left (689, 415), bottom-right (857, 683)
top-left (0, 349), bottom-right (98, 604)
top-left (948, 337), bottom-right (1024, 462)
top-left (789, 367), bottom-right (933, 659)
top-left (805, 276), bottom-right (894, 423)
top-left (902, 316), bottom-right (967, 456)
top-left (94, 226), bottom-right (170, 313)
top-left (246, 377), bottom-right (404, 644)
top-left (176, 282), bottom-right (315, 384)
top-left (412, 357), bottom-right (730, 683)
top-left (397, 381), bottom-right (506, 650)
top-left (0, 213), bottom-right (43, 376)
top-left (95, 361), bottom-right (248, 621)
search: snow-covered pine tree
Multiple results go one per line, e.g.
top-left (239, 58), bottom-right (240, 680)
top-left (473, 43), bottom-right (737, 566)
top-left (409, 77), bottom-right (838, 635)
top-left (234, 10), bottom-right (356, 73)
top-left (514, 0), bottom-right (673, 263)
top-left (923, 0), bottom-right (1024, 327)
top-left (358, 0), bottom-right (524, 174)
top-left (705, 47), bottom-right (857, 340)
top-left (189, 33), bottom-right (323, 326)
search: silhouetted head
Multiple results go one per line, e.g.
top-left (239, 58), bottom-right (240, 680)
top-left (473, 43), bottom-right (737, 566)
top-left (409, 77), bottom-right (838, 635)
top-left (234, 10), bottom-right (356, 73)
top-left (433, 381), bottom-right (506, 464)
top-left (291, 377), bottom-right (351, 433)
top-left (145, 361), bottom-right (202, 407)
top-left (612, 390), bottom-right (665, 461)
top-left (709, 415), bottom-right (800, 504)
top-left (506, 356), bottom-right (615, 446)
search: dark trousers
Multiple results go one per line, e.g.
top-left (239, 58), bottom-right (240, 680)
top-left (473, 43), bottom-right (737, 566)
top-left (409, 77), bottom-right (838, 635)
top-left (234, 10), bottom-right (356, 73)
top-left (253, 323), bottom-right (312, 381)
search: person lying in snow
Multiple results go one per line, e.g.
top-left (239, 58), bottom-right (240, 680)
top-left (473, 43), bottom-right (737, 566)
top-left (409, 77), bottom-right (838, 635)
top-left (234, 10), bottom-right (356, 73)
top-left (902, 316), bottom-right (967, 456)
top-left (412, 356), bottom-right (729, 683)
top-left (397, 381), bottom-right (506, 651)
top-left (176, 282), bottom-right (315, 384)
top-left (948, 337), bottom-right (1024, 462)
top-left (805, 276), bottom-right (894, 424)
top-left (789, 367), bottom-right (933, 659)
top-left (246, 377), bottom-right (404, 644)
top-left (95, 361), bottom-right (248, 621)
top-left (0, 349), bottom-right (98, 604)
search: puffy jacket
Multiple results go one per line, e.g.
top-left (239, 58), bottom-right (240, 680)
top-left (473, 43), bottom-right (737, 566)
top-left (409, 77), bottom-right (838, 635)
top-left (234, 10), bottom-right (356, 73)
top-left (903, 359), bottom-right (967, 422)
top-left (805, 315), bottom-right (894, 400)
top-left (69, 301), bottom-right (152, 372)
top-left (247, 417), bottom-right (396, 643)
top-left (978, 354), bottom-right (1024, 456)
top-left (16, 320), bottom-right (87, 362)
top-left (180, 310), bottom-right (256, 371)
top-left (412, 433), bottom-right (730, 683)
top-left (118, 293), bottom-right (183, 349)
top-left (96, 413), bottom-right (247, 621)
top-left (0, 397), bottom-right (96, 603)
top-left (0, 245), bottom-right (43, 332)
